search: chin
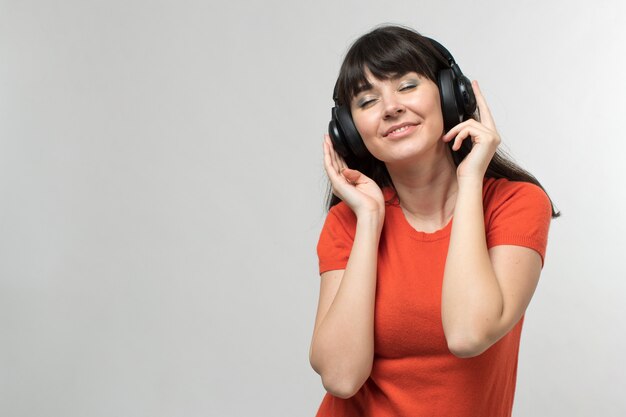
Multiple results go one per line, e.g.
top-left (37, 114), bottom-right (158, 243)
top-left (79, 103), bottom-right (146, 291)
top-left (383, 142), bottom-right (450, 169)
top-left (381, 142), bottom-right (432, 161)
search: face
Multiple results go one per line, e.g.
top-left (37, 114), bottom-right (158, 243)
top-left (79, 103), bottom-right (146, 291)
top-left (350, 70), bottom-right (445, 165)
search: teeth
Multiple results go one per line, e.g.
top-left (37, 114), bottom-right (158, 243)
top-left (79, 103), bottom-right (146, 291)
top-left (391, 126), bottom-right (408, 134)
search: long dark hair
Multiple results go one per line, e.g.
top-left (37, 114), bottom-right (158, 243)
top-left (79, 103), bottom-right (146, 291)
top-left (325, 25), bottom-right (560, 218)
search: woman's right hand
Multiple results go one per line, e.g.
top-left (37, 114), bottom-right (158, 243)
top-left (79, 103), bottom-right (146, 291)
top-left (323, 134), bottom-right (385, 222)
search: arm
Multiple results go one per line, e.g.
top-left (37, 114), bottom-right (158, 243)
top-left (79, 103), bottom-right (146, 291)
top-left (309, 213), bottom-right (382, 398)
top-left (309, 135), bottom-right (385, 398)
top-left (441, 178), bottom-right (543, 357)
top-left (440, 81), bottom-right (545, 357)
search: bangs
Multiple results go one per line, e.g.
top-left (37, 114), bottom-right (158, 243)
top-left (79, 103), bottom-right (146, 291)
top-left (335, 26), bottom-right (448, 106)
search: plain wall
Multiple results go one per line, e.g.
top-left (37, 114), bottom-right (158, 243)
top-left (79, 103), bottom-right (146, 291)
top-left (1, 0), bottom-right (625, 416)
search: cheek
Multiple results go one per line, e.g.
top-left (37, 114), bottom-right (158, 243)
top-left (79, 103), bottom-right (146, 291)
top-left (351, 114), bottom-right (387, 158)
top-left (433, 109), bottom-right (445, 133)
top-left (423, 98), bottom-right (445, 133)
top-left (352, 113), bottom-right (378, 141)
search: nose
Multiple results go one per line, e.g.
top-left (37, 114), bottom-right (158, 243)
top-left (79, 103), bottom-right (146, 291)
top-left (382, 96), bottom-right (405, 119)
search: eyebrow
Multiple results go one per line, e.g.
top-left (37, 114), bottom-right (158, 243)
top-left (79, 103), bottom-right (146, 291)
top-left (352, 73), bottom-right (411, 97)
top-left (353, 82), bottom-right (373, 96)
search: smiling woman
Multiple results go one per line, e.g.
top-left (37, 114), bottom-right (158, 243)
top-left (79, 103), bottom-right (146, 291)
top-left (309, 25), bottom-right (560, 417)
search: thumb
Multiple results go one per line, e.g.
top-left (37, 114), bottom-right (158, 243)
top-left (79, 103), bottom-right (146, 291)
top-left (341, 168), bottom-right (363, 184)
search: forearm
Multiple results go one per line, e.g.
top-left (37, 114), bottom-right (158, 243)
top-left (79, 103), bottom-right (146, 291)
top-left (442, 178), bottom-right (503, 357)
top-left (310, 214), bottom-right (382, 397)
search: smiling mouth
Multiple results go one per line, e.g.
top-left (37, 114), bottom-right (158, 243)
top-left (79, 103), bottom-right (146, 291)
top-left (388, 126), bottom-right (411, 135)
top-left (383, 123), bottom-right (419, 138)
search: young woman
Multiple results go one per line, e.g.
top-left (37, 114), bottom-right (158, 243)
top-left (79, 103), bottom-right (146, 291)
top-left (309, 25), bottom-right (558, 417)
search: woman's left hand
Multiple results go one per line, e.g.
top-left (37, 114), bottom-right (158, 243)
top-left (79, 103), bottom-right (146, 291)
top-left (442, 80), bottom-right (501, 182)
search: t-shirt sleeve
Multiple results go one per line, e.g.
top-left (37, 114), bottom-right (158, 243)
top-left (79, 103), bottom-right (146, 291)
top-left (485, 181), bottom-right (553, 267)
top-left (316, 204), bottom-right (357, 275)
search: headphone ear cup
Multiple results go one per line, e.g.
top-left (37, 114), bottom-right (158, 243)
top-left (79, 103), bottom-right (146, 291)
top-left (438, 68), bottom-right (462, 132)
top-left (329, 107), bottom-right (350, 157)
top-left (334, 105), bottom-right (369, 158)
top-left (456, 75), bottom-right (477, 116)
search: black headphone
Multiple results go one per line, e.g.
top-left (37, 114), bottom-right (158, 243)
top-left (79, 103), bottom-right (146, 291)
top-left (328, 37), bottom-right (477, 159)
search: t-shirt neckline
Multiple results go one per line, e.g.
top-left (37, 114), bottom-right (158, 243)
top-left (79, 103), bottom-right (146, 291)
top-left (397, 208), bottom-right (453, 241)
top-left (383, 187), bottom-right (454, 242)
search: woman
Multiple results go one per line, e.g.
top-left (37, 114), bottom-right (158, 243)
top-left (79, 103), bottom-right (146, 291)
top-left (309, 25), bottom-right (559, 417)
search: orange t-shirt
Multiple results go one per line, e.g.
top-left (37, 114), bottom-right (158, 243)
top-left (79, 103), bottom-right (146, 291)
top-left (315, 177), bottom-right (552, 417)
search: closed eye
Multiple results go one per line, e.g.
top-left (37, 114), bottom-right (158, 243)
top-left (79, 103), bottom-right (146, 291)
top-left (357, 97), bottom-right (377, 108)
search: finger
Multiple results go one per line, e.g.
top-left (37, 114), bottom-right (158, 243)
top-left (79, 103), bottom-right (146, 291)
top-left (324, 136), bottom-right (354, 190)
top-left (335, 151), bottom-right (348, 173)
top-left (325, 134), bottom-right (340, 172)
top-left (451, 125), bottom-right (489, 151)
top-left (338, 154), bottom-right (347, 172)
top-left (442, 119), bottom-right (479, 142)
top-left (330, 139), bottom-right (348, 174)
top-left (341, 168), bottom-right (361, 185)
top-left (472, 80), bottom-right (496, 130)
top-left (325, 135), bottom-right (341, 173)
top-left (333, 149), bottom-right (343, 175)
top-left (323, 139), bottom-right (332, 174)
top-left (452, 128), bottom-right (473, 151)
top-left (442, 121), bottom-right (465, 142)
top-left (323, 135), bottom-right (332, 169)
top-left (323, 136), bottom-right (339, 176)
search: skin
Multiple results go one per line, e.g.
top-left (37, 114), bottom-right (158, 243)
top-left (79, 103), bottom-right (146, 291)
top-left (311, 71), bottom-right (543, 397)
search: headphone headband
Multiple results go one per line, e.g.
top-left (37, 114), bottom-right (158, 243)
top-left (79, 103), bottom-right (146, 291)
top-left (425, 37), bottom-right (467, 83)
top-left (424, 37), bottom-right (454, 67)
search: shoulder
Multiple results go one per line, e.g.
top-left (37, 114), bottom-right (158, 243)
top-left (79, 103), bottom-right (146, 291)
top-left (317, 201), bottom-right (358, 274)
top-left (318, 201), bottom-right (358, 246)
top-left (325, 186), bottom-right (398, 232)
top-left (482, 178), bottom-right (553, 264)
top-left (483, 177), bottom-right (552, 217)
top-left (327, 201), bottom-right (357, 231)
top-left (483, 178), bottom-right (552, 265)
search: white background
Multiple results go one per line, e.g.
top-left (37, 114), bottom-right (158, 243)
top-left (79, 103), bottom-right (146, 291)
top-left (1, 0), bottom-right (625, 416)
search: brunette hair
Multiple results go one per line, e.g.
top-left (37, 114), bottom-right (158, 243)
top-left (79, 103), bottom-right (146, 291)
top-left (325, 25), bottom-right (560, 218)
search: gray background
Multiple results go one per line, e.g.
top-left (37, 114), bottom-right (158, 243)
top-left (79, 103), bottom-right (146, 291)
top-left (1, 0), bottom-right (625, 416)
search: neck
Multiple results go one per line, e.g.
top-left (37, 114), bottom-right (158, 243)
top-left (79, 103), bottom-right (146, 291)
top-left (386, 144), bottom-right (459, 228)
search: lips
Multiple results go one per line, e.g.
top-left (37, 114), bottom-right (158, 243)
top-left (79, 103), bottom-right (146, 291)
top-left (383, 122), bottom-right (419, 137)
